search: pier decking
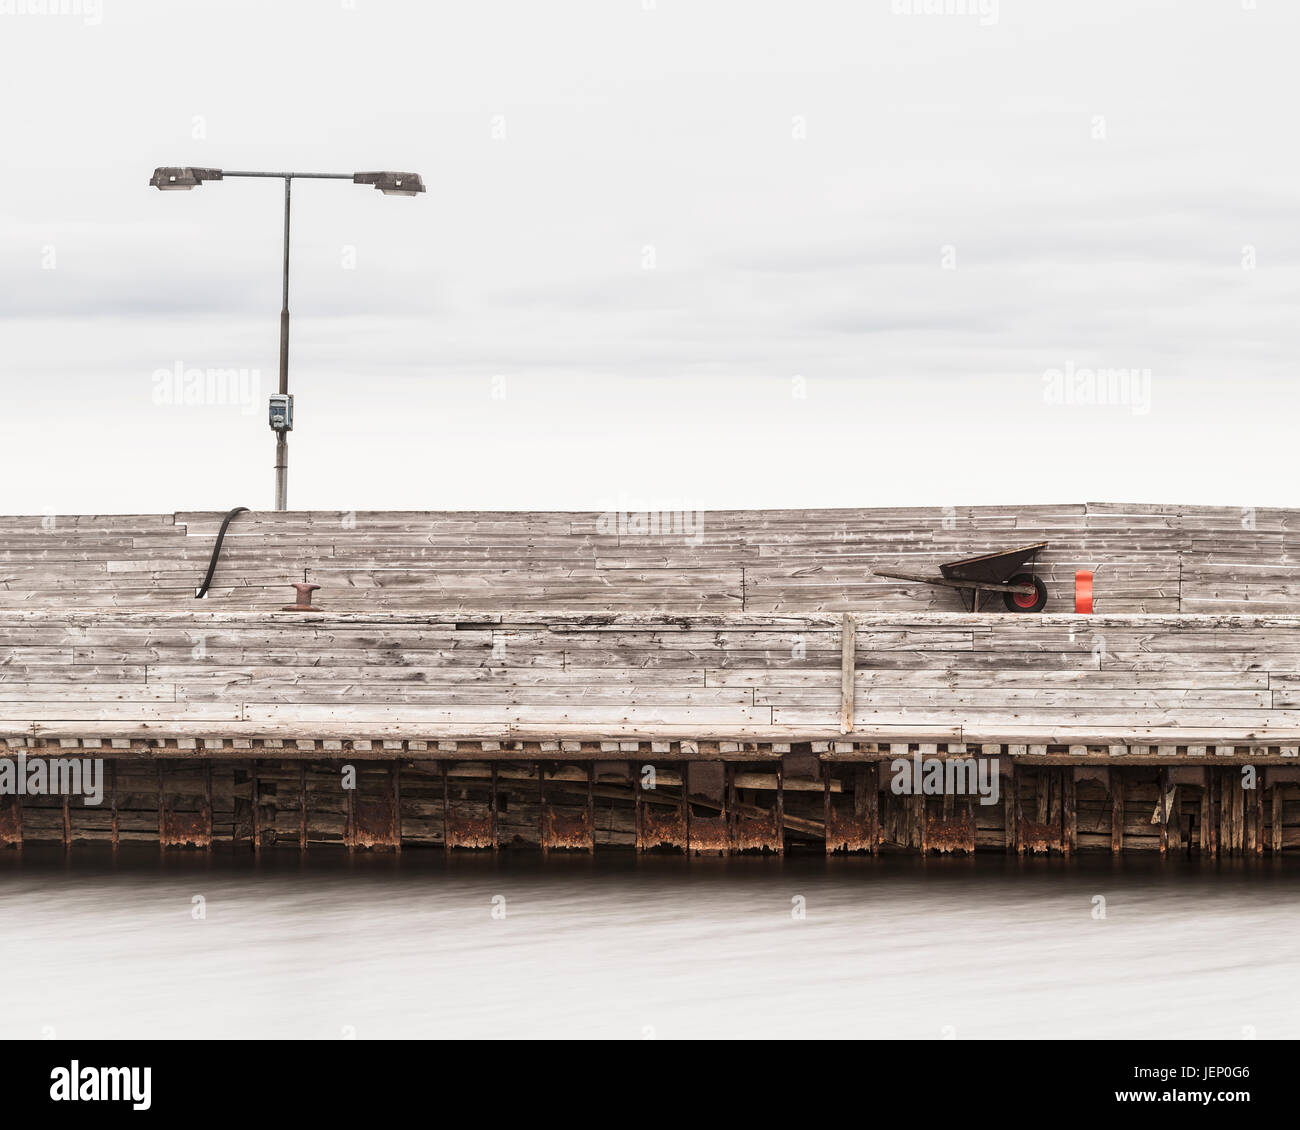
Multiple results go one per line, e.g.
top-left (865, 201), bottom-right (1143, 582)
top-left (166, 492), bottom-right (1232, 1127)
top-left (2, 504), bottom-right (1299, 853)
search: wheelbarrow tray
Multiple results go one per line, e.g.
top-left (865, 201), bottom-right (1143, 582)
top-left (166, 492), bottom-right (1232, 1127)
top-left (938, 542), bottom-right (1048, 585)
top-left (872, 542), bottom-right (1049, 612)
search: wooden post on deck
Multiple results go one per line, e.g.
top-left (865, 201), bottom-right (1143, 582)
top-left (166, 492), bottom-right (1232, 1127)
top-left (840, 613), bottom-right (856, 735)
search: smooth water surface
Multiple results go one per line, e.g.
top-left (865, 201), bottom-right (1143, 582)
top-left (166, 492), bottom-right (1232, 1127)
top-left (1, 850), bottom-right (1296, 1039)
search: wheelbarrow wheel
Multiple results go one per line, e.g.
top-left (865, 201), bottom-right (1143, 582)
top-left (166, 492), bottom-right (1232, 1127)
top-left (1003, 574), bottom-right (1047, 613)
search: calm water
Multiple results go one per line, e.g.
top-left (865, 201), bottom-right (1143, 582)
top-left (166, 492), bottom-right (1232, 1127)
top-left (1, 850), bottom-right (1296, 1040)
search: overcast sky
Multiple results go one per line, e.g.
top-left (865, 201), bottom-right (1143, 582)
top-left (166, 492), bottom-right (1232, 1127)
top-left (1, 0), bottom-right (1296, 516)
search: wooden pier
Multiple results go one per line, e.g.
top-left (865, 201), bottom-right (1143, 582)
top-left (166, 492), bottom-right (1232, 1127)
top-left (2, 504), bottom-right (1299, 854)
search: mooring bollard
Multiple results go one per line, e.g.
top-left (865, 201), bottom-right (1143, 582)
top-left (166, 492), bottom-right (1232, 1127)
top-left (282, 582), bottom-right (321, 612)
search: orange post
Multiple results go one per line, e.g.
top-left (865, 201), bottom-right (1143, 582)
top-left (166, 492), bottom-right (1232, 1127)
top-left (1075, 570), bottom-right (1094, 614)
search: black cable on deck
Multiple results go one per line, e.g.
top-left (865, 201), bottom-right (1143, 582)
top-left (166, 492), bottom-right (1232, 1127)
top-left (194, 507), bottom-right (251, 598)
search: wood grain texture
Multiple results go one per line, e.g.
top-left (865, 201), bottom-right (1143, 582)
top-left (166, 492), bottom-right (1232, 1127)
top-left (4, 504), bottom-right (1299, 745)
top-left (2, 608), bottom-right (1300, 745)
top-left (2, 503), bottom-right (1296, 614)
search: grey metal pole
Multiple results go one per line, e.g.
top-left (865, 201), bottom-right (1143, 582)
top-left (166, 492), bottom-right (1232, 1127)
top-left (151, 166), bottom-right (423, 512)
top-left (274, 176), bottom-right (291, 511)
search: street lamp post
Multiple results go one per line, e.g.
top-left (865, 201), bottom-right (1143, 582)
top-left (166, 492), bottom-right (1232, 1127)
top-left (149, 166), bottom-right (425, 510)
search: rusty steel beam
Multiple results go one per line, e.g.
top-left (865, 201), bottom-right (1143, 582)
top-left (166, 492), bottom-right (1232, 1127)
top-left (443, 761), bottom-right (498, 850)
top-left (161, 810), bottom-right (212, 849)
top-left (1019, 770), bottom-right (1059, 854)
top-left (0, 795), bottom-right (21, 850)
top-left (541, 763), bottom-right (595, 853)
top-left (825, 763), bottom-right (878, 854)
top-left (637, 804), bottom-right (686, 851)
top-left (731, 766), bottom-right (782, 854)
top-left (1019, 817), bottom-right (1058, 855)
top-left (926, 797), bottom-right (975, 855)
top-left (543, 804), bottom-right (593, 851)
top-left (159, 762), bottom-right (214, 850)
top-left (348, 762), bottom-right (400, 851)
top-left (636, 764), bottom-right (686, 852)
top-left (687, 761), bottom-right (729, 855)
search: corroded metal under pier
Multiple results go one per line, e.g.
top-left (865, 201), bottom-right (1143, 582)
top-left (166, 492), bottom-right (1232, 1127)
top-left (2, 743), bottom-right (1298, 854)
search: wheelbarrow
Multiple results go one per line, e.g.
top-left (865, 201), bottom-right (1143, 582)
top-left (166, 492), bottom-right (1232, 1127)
top-left (874, 542), bottom-right (1049, 613)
